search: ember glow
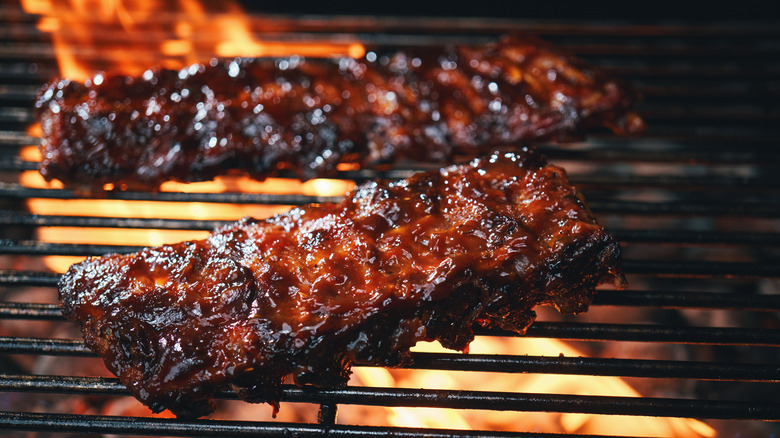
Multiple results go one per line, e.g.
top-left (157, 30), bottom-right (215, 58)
top-left (19, 0), bottom-right (718, 436)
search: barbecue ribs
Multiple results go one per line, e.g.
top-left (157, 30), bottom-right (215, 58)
top-left (59, 147), bottom-right (625, 418)
top-left (36, 35), bottom-right (644, 191)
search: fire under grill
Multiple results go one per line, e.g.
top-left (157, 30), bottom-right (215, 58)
top-left (1, 4), bottom-right (780, 437)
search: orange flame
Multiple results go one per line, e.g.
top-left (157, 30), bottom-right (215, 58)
top-left (22, 0), bottom-right (365, 81)
top-left (348, 338), bottom-right (716, 437)
top-left (20, 145), bottom-right (354, 273)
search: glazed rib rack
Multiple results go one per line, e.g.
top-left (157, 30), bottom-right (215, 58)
top-left (1, 5), bottom-right (780, 437)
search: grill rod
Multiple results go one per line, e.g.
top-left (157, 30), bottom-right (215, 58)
top-left (2, 244), bottom-right (776, 277)
top-left (2, 184), bottom-right (778, 217)
top-left (4, 158), bottom-right (780, 189)
top-left (0, 411), bottom-right (649, 438)
top-left (5, 318), bottom-right (780, 351)
top-left (3, 346), bottom-right (780, 382)
top-left (1, 376), bottom-right (779, 421)
top-left (4, 212), bottom-right (780, 246)
top-left (5, 289), bottom-right (780, 315)
top-left (11, 267), bottom-right (780, 294)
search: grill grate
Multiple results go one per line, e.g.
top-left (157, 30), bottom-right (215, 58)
top-left (1, 3), bottom-right (780, 437)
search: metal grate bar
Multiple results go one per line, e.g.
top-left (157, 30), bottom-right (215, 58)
top-left (7, 80), bottom-right (780, 103)
top-left (639, 125), bottom-right (780, 139)
top-left (612, 229), bottom-right (780, 245)
top-left (176, 386), bottom-right (780, 420)
top-left (3, 288), bottom-right (780, 320)
top-left (569, 174), bottom-right (780, 191)
top-left (0, 211), bottom-right (224, 230)
top-left (5, 26), bottom-right (780, 57)
top-left (0, 270), bottom-right (58, 286)
top-left (0, 384), bottom-right (778, 421)
top-left (638, 108), bottom-right (780, 123)
top-left (0, 411), bottom-right (633, 438)
top-left (3, 211), bottom-right (780, 247)
top-left (0, 157), bottom-right (36, 171)
top-left (605, 66), bottom-right (780, 82)
top-left (0, 130), bottom-right (37, 147)
top-left (4, 352), bottom-right (775, 391)
top-left (592, 289), bottom-right (780, 312)
top-left (0, 302), bottom-right (62, 320)
top-left (6, 69), bottom-right (780, 101)
top-left (634, 83), bottom-right (780, 98)
top-left (5, 340), bottom-right (774, 384)
top-left (3, 243), bottom-right (778, 278)
top-left (2, 184), bottom-right (779, 217)
top-left (557, 43), bottom-right (780, 58)
top-left (0, 107), bottom-right (33, 123)
top-left (0, 183), bottom-right (337, 204)
top-left (514, 323), bottom-right (780, 346)
top-left (5, 321), bottom-right (780, 358)
top-left (6, 142), bottom-right (780, 168)
top-left (4, 217), bottom-right (780, 246)
top-left (7, 99), bottom-right (780, 125)
top-left (5, 155), bottom-right (780, 189)
top-left (4, 347), bottom-right (779, 390)
top-left (6, 4), bottom-right (780, 34)
top-left (620, 260), bottom-right (780, 279)
top-left (588, 200), bottom-right (780, 218)
top-left (12, 63), bottom-right (780, 93)
top-left (407, 353), bottom-right (780, 382)
top-left (0, 337), bottom-right (92, 356)
top-left (0, 240), bottom-right (146, 256)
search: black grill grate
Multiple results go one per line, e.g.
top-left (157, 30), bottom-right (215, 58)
top-left (1, 3), bottom-right (780, 437)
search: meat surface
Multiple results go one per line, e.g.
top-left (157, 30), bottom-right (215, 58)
top-left (59, 147), bottom-right (625, 418)
top-left (36, 35), bottom-right (644, 192)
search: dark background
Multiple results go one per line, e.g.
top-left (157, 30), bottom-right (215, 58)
top-left (235, 1), bottom-right (775, 21)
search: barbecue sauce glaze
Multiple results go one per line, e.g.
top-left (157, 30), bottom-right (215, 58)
top-left (59, 148), bottom-right (625, 417)
top-left (36, 35), bottom-right (644, 192)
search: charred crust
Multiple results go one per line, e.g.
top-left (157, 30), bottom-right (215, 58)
top-left (37, 36), bottom-right (642, 192)
top-left (59, 148), bottom-right (623, 417)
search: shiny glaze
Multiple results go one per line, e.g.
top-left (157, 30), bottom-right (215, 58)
top-left (37, 36), bottom-right (644, 191)
top-left (59, 148), bottom-right (624, 417)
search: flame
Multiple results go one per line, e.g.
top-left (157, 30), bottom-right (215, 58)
top-left (348, 337), bottom-right (717, 437)
top-left (22, 0), bottom-right (365, 81)
top-left (19, 145), bottom-right (354, 273)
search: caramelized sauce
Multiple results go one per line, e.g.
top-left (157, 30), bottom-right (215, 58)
top-left (60, 148), bottom-right (624, 417)
top-left (37, 36), bottom-right (644, 192)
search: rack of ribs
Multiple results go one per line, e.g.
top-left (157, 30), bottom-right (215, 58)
top-left (36, 35), bottom-right (644, 192)
top-left (59, 147), bottom-right (625, 418)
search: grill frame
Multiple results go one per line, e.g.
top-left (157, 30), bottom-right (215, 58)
top-left (1, 4), bottom-right (780, 437)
